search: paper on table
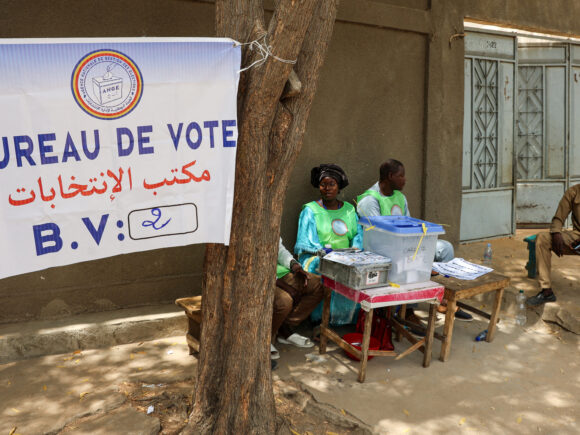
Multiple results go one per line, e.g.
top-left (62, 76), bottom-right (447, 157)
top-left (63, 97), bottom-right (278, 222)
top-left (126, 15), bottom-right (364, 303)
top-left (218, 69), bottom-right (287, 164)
top-left (432, 258), bottom-right (493, 280)
top-left (323, 250), bottom-right (391, 266)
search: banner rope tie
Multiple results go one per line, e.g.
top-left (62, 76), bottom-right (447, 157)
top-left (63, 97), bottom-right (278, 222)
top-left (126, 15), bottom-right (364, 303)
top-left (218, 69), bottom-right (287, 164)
top-left (234, 34), bottom-right (297, 73)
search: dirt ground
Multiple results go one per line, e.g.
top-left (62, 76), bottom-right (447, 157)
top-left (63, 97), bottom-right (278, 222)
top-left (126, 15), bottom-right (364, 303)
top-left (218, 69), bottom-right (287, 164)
top-left (269, 229), bottom-right (580, 434)
top-left (1, 229), bottom-right (579, 434)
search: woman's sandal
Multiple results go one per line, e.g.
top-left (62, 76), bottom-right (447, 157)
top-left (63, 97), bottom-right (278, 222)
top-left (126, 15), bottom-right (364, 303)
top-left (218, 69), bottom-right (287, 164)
top-left (270, 344), bottom-right (280, 360)
top-left (277, 333), bottom-right (315, 348)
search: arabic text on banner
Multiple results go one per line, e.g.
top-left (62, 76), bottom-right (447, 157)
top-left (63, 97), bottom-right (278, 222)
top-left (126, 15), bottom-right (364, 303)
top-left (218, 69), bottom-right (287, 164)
top-left (0, 38), bottom-right (241, 279)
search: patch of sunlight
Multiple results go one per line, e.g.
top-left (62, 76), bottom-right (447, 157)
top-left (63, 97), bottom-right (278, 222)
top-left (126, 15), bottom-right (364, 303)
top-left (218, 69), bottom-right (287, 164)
top-left (503, 342), bottom-right (521, 351)
top-left (287, 366), bottom-right (328, 377)
top-left (375, 415), bottom-right (482, 434)
top-left (499, 322), bottom-right (517, 333)
top-left (374, 419), bottom-right (413, 434)
top-left (544, 391), bottom-right (575, 408)
top-left (479, 372), bottom-right (513, 384)
top-left (334, 364), bottom-right (351, 375)
top-left (301, 378), bottom-right (333, 392)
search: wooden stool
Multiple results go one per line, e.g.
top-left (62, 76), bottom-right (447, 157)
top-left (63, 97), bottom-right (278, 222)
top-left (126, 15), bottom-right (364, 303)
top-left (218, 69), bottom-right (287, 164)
top-left (175, 296), bottom-right (202, 357)
top-left (432, 272), bottom-right (510, 361)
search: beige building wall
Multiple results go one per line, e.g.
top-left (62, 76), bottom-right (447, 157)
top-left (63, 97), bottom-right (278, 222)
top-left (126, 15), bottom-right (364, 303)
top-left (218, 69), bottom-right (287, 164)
top-left (1, 0), bottom-right (579, 322)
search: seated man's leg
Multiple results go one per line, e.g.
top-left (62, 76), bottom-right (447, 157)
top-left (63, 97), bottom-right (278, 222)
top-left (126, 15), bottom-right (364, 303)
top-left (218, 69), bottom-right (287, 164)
top-left (283, 272), bottom-right (324, 327)
top-left (535, 231), bottom-right (553, 291)
top-left (272, 286), bottom-right (293, 343)
top-left (528, 230), bottom-right (578, 305)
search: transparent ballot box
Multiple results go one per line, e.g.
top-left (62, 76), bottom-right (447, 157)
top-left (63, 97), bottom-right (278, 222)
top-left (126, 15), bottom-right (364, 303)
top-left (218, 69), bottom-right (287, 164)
top-left (319, 250), bottom-right (391, 290)
top-left (360, 215), bottom-right (444, 285)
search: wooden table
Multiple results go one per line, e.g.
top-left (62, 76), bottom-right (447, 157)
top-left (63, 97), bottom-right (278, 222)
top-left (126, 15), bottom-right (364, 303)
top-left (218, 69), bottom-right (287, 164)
top-left (432, 271), bottom-right (510, 361)
top-left (319, 277), bottom-right (444, 382)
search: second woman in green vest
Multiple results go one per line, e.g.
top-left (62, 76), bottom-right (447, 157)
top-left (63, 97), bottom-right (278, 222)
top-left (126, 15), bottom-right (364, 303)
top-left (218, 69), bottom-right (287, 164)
top-left (294, 163), bottom-right (362, 325)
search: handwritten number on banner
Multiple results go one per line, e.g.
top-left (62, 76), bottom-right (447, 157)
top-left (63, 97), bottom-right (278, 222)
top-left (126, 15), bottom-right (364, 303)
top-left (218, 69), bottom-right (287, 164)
top-left (142, 208), bottom-right (171, 230)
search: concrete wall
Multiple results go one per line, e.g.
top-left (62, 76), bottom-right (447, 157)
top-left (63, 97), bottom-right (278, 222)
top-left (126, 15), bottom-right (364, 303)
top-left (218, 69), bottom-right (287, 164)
top-left (464, 0), bottom-right (580, 37)
top-left (1, 0), bottom-right (579, 322)
top-left (281, 21), bottom-right (429, 246)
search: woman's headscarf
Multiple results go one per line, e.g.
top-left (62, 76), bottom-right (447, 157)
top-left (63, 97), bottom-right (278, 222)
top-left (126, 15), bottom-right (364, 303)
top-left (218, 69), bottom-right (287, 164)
top-left (310, 164), bottom-right (349, 189)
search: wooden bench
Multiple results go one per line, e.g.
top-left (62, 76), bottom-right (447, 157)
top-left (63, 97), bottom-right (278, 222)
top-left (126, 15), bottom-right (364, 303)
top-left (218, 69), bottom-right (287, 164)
top-left (175, 296), bottom-right (202, 357)
top-left (432, 272), bottom-right (510, 361)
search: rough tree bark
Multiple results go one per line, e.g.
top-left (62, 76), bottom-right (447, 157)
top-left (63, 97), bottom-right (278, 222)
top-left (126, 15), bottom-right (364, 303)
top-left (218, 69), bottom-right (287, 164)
top-left (183, 0), bottom-right (339, 433)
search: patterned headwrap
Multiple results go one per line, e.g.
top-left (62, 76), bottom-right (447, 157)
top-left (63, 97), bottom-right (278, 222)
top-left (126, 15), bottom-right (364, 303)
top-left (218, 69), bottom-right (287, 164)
top-left (310, 164), bottom-right (349, 189)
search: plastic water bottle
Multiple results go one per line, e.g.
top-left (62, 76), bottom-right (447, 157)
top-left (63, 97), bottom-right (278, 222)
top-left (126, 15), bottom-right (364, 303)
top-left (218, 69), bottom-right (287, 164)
top-left (515, 290), bottom-right (527, 326)
top-left (475, 330), bottom-right (488, 341)
top-left (483, 243), bottom-right (492, 265)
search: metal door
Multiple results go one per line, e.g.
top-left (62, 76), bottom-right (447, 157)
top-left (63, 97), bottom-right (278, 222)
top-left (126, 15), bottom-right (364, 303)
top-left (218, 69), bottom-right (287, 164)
top-left (461, 31), bottom-right (516, 241)
top-left (516, 42), bottom-right (569, 225)
top-left (570, 45), bottom-right (580, 195)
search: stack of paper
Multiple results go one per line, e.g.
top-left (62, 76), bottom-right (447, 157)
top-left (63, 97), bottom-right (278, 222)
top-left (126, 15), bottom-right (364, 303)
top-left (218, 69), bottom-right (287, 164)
top-left (432, 258), bottom-right (492, 280)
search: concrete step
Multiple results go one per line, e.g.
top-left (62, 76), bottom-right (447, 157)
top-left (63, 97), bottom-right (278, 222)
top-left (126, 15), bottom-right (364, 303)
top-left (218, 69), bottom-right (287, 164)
top-left (0, 304), bottom-right (187, 364)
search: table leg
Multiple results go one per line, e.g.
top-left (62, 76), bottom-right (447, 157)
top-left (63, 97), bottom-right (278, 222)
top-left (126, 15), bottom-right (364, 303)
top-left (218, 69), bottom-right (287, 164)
top-left (320, 287), bottom-right (331, 354)
top-left (395, 304), bottom-right (407, 342)
top-left (423, 303), bottom-right (436, 367)
top-left (486, 287), bottom-right (504, 342)
top-left (358, 308), bottom-right (373, 383)
top-left (439, 297), bottom-right (456, 362)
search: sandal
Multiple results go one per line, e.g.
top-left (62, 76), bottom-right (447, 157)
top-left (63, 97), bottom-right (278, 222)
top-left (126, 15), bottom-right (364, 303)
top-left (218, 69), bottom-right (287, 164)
top-left (277, 333), bottom-right (315, 348)
top-left (270, 344), bottom-right (280, 360)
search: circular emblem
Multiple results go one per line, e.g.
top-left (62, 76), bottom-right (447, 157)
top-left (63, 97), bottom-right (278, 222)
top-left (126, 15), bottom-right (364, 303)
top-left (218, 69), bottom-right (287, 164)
top-left (71, 49), bottom-right (143, 120)
top-left (390, 204), bottom-right (403, 216)
top-left (331, 219), bottom-right (348, 236)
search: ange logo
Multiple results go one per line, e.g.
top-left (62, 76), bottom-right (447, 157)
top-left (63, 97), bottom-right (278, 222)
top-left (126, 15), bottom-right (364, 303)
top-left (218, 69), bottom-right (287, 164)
top-left (71, 49), bottom-right (143, 120)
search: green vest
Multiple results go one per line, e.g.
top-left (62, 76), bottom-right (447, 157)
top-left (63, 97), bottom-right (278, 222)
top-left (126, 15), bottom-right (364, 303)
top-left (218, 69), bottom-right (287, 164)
top-left (276, 264), bottom-right (290, 279)
top-left (304, 201), bottom-right (359, 250)
top-left (357, 189), bottom-right (406, 216)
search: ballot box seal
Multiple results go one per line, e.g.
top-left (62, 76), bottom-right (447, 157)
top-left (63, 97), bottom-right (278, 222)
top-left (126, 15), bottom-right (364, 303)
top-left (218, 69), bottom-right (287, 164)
top-left (71, 49), bottom-right (143, 120)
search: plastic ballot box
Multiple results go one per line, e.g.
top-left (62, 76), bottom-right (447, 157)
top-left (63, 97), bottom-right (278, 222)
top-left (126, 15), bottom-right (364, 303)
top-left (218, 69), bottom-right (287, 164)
top-left (361, 216), bottom-right (444, 285)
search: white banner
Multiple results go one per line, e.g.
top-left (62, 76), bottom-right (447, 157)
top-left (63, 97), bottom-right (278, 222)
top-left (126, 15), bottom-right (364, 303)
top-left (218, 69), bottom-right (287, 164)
top-left (0, 38), bottom-right (241, 279)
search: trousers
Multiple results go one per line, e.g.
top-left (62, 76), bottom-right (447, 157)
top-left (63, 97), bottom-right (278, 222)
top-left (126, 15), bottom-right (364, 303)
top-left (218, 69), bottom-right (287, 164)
top-left (272, 272), bottom-right (324, 342)
top-left (536, 229), bottom-right (580, 289)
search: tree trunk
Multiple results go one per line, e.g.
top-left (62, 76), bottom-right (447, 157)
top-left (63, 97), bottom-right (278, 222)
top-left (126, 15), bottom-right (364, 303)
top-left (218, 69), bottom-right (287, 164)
top-left (183, 0), bottom-right (339, 433)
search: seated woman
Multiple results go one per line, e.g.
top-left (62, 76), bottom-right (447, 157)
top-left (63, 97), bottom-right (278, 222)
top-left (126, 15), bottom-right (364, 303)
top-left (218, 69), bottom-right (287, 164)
top-left (294, 163), bottom-right (363, 325)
